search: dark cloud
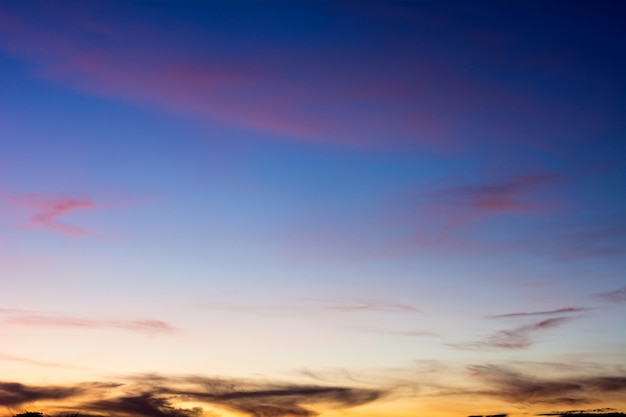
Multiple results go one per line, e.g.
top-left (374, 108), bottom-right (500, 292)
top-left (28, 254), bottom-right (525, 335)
top-left (0, 381), bottom-right (83, 407)
top-left (467, 414), bottom-right (508, 417)
top-left (2, 367), bottom-right (625, 416)
top-left (137, 376), bottom-right (384, 417)
top-left (594, 287), bottom-right (626, 304)
top-left (468, 364), bottom-right (584, 403)
top-left (1, 374), bottom-right (385, 417)
top-left (538, 413), bottom-right (626, 417)
top-left (487, 307), bottom-right (590, 319)
top-left (452, 317), bottom-right (573, 350)
top-left (537, 408), bottom-right (625, 416)
top-left (467, 364), bottom-right (626, 405)
top-left (83, 393), bottom-right (202, 417)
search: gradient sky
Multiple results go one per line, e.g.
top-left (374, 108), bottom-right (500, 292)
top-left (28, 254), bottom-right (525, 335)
top-left (0, 1), bottom-right (625, 417)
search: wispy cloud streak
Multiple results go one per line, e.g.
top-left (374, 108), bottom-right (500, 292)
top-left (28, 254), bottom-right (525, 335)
top-left (435, 173), bottom-right (560, 214)
top-left (425, 173), bottom-right (561, 229)
top-left (452, 317), bottom-right (573, 350)
top-left (353, 328), bottom-right (440, 338)
top-left (1, 309), bottom-right (174, 335)
top-left (0, 374), bottom-right (386, 417)
top-left (0, 1), bottom-right (617, 151)
top-left (0, 381), bottom-right (84, 407)
top-left (487, 307), bottom-right (590, 319)
top-left (467, 364), bottom-right (626, 406)
top-left (395, 172), bottom-right (565, 252)
top-left (594, 287), bottom-right (626, 304)
top-left (18, 197), bottom-right (97, 235)
top-left (538, 409), bottom-right (625, 416)
top-left (203, 297), bottom-right (421, 315)
top-left (550, 225), bottom-right (626, 260)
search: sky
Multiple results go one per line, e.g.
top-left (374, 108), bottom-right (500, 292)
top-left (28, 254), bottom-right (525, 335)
top-left (0, 1), bottom-right (625, 416)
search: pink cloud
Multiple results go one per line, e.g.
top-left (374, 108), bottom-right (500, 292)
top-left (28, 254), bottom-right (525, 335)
top-left (278, 171), bottom-right (566, 262)
top-left (20, 197), bottom-right (96, 235)
top-left (400, 172), bottom-right (564, 249)
top-left (5, 1), bottom-right (621, 155)
top-left (434, 173), bottom-right (559, 214)
top-left (439, 172), bottom-right (558, 216)
top-left (0, 6), bottom-right (364, 146)
top-left (1, 2), bottom-right (603, 152)
top-left (5, 314), bottom-right (174, 335)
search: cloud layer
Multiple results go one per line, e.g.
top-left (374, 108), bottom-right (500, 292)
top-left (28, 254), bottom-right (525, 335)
top-left (0, 374), bottom-right (385, 417)
top-left (3, 364), bottom-right (626, 417)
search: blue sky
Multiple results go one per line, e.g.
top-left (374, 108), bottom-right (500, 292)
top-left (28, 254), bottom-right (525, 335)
top-left (0, 1), bottom-right (625, 417)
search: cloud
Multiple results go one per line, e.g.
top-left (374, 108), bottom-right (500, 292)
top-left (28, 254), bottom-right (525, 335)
top-left (18, 197), bottom-right (97, 235)
top-left (302, 298), bottom-right (421, 313)
top-left (594, 287), bottom-right (626, 304)
top-left (0, 2), bottom-right (430, 149)
top-left (84, 375), bottom-right (384, 417)
top-left (538, 409), bottom-right (626, 416)
top-left (1, 366), bottom-right (625, 416)
top-left (83, 393), bottom-right (203, 417)
top-left (395, 172), bottom-right (565, 253)
top-left (452, 317), bottom-right (573, 350)
top-left (277, 170), bottom-right (569, 263)
top-left (467, 364), bottom-right (626, 405)
top-left (1, 309), bottom-right (174, 335)
top-left (203, 297), bottom-right (421, 316)
top-left (541, 414), bottom-right (626, 417)
top-left (0, 374), bottom-right (386, 417)
top-left (430, 173), bottom-right (561, 220)
top-left (549, 225), bottom-right (626, 260)
top-left (353, 328), bottom-right (440, 338)
top-left (0, 1), bottom-right (617, 152)
top-left (467, 414), bottom-right (508, 417)
top-left (189, 384), bottom-right (380, 417)
top-left (0, 381), bottom-right (83, 407)
top-left (487, 307), bottom-right (591, 319)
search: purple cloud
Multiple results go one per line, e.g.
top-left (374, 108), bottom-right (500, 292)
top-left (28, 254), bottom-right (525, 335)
top-left (487, 307), bottom-right (591, 319)
top-left (594, 287), bottom-right (626, 304)
top-left (452, 317), bottom-right (573, 350)
top-left (17, 196), bottom-right (97, 235)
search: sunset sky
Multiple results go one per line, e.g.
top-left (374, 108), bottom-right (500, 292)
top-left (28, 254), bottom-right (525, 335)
top-left (0, 1), bottom-right (625, 416)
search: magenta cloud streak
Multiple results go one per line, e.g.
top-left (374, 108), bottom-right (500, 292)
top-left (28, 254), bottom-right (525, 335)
top-left (0, 2), bottom-right (609, 152)
top-left (20, 197), bottom-right (96, 235)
